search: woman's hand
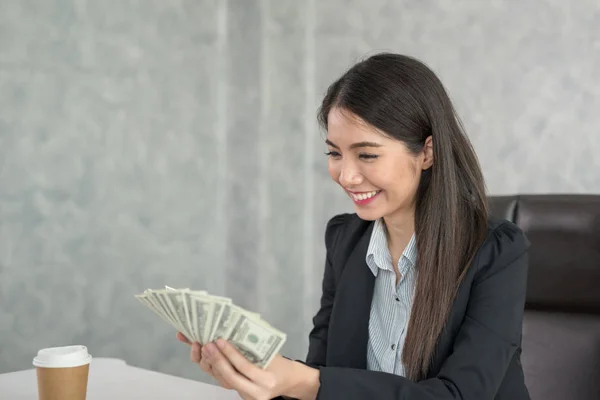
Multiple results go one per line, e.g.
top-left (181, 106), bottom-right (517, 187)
top-left (175, 332), bottom-right (233, 389)
top-left (200, 338), bottom-right (320, 400)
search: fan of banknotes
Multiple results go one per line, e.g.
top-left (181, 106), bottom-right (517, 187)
top-left (134, 286), bottom-right (286, 369)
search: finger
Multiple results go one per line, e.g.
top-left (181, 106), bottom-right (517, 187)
top-left (202, 357), bottom-right (233, 390)
top-left (191, 342), bottom-right (202, 363)
top-left (204, 343), bottom-right (258, 395)
top-left (200, 357), bottom-right (229, 388)
top-left (199, 358), bottom-right (212, 374)
top-left (176, 332), bottom-right (192, 345)
top-left (211, 363), bottom-right (234, 390)
top-left (215, 339), bottom-right (267, 384)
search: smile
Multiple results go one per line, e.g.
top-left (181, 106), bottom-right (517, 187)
top-left (347, 190), bottom-right (382, 205)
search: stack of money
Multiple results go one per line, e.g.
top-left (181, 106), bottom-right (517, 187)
top-left (135, 286), bottom-right (286, 369)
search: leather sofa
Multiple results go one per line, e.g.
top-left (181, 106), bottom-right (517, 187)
top-left (489, 194), bottom-right (600, 400)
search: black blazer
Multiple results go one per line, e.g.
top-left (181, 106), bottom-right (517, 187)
top-left (305, 213), bottom-right (531, 400)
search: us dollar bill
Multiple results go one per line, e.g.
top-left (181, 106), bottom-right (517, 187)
top-left (146, 290), bottom-right (179, 330)
top-left (167, 286), bottom-right (209, 343)
top-left (135, 294), bottom-right (173, 326)
top-left (211, 303), bottom-right (243, 341)
top-left (187, 294), bottom-right (214, 344)
top-left (201, 295), bottom-right (232, 343)
top-left (154, 289), bottom-right (195, 342)
top-left (186, 290), bottom-right (227, 343)
top-left (225, 312), bottom-right (286, 369)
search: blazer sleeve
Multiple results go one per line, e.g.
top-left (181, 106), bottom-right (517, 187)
top-left (305, 214), bottom-right (347, 368)
top-left (315, 222), bottom-right (530, 400)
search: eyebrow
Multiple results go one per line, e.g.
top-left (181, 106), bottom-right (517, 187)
top-left (325, 139), bottom-right (383, 149)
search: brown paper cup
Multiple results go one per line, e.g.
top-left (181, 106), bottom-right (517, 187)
top-left (33, 346), bottom-right (92, 400)
top-left (36, 364), bottom-right (89, 400)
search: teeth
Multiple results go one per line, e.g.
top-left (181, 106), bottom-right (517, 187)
top-left (351, 191), bottom-right (379, 201)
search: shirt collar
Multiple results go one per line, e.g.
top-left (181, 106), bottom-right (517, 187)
top-left (366, 218), bottom-right (417, 277)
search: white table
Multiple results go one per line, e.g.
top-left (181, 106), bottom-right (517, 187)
top-left (0, 357), bottom-right (241, 399)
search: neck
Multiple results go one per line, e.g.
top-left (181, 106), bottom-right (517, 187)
top-left (382, 207), bottom-right (415, 254)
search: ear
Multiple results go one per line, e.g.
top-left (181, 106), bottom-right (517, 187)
top-left (422, 136), bottom-right (433, 170)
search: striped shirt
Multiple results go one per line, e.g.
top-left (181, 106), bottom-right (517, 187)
top-left (366, 218), bottom-right (418, 376)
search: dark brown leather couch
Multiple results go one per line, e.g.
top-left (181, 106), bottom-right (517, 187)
top-left (490, 194), bottom-right (600, 400)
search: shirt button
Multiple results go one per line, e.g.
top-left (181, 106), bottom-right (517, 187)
top-left (391, 344), bottom-right (396, 350)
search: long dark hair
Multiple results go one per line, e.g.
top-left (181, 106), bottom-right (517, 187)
top-left (318, 53), bottom-right (489, 381)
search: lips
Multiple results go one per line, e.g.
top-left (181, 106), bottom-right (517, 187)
top-left (347, 190), bottom-right (382, 205)
top-left (347, 190), bottom-right (380, 201)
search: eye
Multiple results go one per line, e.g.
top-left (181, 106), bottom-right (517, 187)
top-left (359, 153), bottom-right (379, 160)
top-left (325, 151), bottom-right (341, 158)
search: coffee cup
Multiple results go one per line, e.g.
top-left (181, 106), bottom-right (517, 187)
top-left (33, 345), bottom-right (92, 400)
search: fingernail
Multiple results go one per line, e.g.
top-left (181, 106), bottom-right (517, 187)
top-left (216, 339), bottom-right (226, 349)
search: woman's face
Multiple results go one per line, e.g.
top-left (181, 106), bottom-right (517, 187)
top-left (326, 107), bottom-right (432, 222)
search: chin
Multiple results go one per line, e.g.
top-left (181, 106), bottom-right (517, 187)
top-left (354, 207), bottom-right (385, 221)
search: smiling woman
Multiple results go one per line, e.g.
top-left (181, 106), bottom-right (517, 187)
top-left (315, 52), bottom-right (491, 380)
top-left (179, 53), bottom-right (531, 400)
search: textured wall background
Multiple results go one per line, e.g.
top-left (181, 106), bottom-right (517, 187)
top-left (1, 0), bottom-right (599, 383)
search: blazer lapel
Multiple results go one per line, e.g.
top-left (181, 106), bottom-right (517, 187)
top-left (326, 222), bottom-right (375, 369)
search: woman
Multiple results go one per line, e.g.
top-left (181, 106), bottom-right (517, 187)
top-left (177, 53), bottom-right (531, 400)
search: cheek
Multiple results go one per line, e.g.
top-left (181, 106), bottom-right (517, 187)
top-left (386, 167), bottom-right (421, 201)
top-left (364, 165), bottom-right (393, 188)
top-left (375, 163), bottom-right (418, 195)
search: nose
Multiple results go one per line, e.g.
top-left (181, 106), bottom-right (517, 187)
top-left (338, 162), bottom-right (363, 187)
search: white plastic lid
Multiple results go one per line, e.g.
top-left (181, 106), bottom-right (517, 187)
top-left (33, 345), bottom-right (92, 368)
